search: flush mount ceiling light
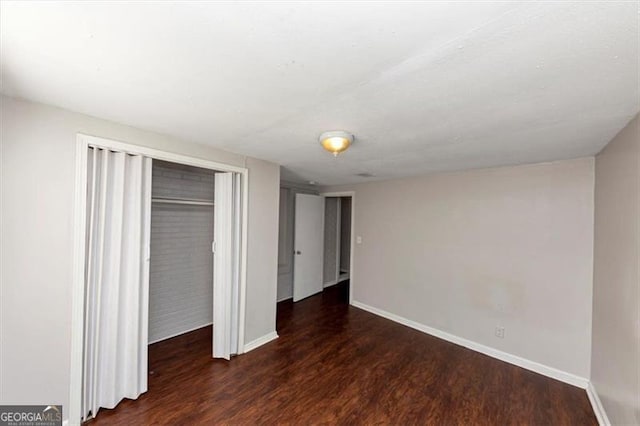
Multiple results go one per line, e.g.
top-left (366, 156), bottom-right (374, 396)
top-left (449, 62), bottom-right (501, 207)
top-left (319, 130), bottom-right (354, 157)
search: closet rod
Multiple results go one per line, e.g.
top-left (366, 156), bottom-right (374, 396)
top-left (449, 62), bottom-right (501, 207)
top-left (152, 197), bottom-right (214, 206)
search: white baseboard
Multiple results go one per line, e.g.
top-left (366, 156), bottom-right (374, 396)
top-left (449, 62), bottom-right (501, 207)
top-left (243, 331), bottom-right (279, 353)
top-left (587, 382), bottom-right (611, 426)
top-left (277, 295), bottom-right (293, 302)
top-left (351, 300), bottom-right (589, 389)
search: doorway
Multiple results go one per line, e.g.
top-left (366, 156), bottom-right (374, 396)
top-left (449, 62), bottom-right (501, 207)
top-left (323, 196), bottom-right (352, 288)
top-left (69, 134), bottom-right (249, 424)
top-left (320, 191), bottom-right (354, 305)
top-left (286, 191), bottom-right (354, 305)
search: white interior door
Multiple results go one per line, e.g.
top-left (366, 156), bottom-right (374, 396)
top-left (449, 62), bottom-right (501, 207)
top-left (213, 172), bottom-right (241, 360)
top-left (293, 194), bottom-right (325, 302)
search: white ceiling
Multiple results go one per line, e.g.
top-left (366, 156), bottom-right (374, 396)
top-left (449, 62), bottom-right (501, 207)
top-left (2, 1), bottom-right (638, 185)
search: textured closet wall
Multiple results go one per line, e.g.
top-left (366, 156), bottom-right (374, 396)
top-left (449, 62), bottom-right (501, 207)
top-left (323, 198), bottom-right (339, 284)
top-left (152, 160), bottom-right (216, 200)
top-left (149, 161), bottom-right (215, 343)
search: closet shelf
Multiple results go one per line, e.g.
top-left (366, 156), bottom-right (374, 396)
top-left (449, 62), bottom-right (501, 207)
top-left (152, 197), bottom-right (214, 206)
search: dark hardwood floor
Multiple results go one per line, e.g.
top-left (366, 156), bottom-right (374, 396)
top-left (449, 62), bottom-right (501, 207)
top-left (87, 281), bottom-right (596, 425)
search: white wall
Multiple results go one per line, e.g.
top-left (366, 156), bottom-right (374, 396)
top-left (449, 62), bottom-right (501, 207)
top-left (592, 115), bottom-right (639, 425)
top-left (244, 156), bottom-right (280, 342)
top-left (0, 95), bottom-right (279, 413)
top-left (323, 158), bottom-right (594, 379)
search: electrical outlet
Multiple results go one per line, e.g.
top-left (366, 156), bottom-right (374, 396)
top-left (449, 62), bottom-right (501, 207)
top-left (495, 326), bottom-right (505, 339)
top-left (356, 236), bottom-right (362, 244)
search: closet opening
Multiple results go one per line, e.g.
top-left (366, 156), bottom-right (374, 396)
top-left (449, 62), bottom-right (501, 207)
top-left (148, 160), bottom-right (216, 347)
top-left (69, 134), bottom-right (249, 425)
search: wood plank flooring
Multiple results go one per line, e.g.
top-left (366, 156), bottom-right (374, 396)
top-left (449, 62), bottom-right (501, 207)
top-left (86, 281), bottom-right (596, 425)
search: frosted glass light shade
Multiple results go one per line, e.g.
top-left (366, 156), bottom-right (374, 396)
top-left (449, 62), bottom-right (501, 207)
top-left (319, 131), bottom-right (353, 156)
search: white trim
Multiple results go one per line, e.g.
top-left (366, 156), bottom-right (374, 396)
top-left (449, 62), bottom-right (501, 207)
top-left (148, 322), bottom-right (213, 345)
top-left (335, 198), bottom-right (342, 284)
top-left (587, 382), bottom-right (611, 426)
top-left (69, 137), bottom-right (89, 426)
top-left (277, 296), bottom-right (293, 303)
top-left (84, 134), bottom-right (246, 173)
top-left (320, 191), bottom-right (355, 305)
top-left (243, 331), bottom-right (279, 353)
top-left (351, 300), bottom-right (589, 389)
top-left (70, 134), bottom-right (250, 426)
top-left (349, 193), bottom-right (355, 306)
top-left (238, 168), bottom-right (249, 354)
top-left (321, 191), bottom-right (356, 197)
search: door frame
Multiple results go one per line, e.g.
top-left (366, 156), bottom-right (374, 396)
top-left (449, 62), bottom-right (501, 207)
top-left (69, 134), bottom-right (249, 425)
top-left (320, 191), bottom-right (355, 305)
